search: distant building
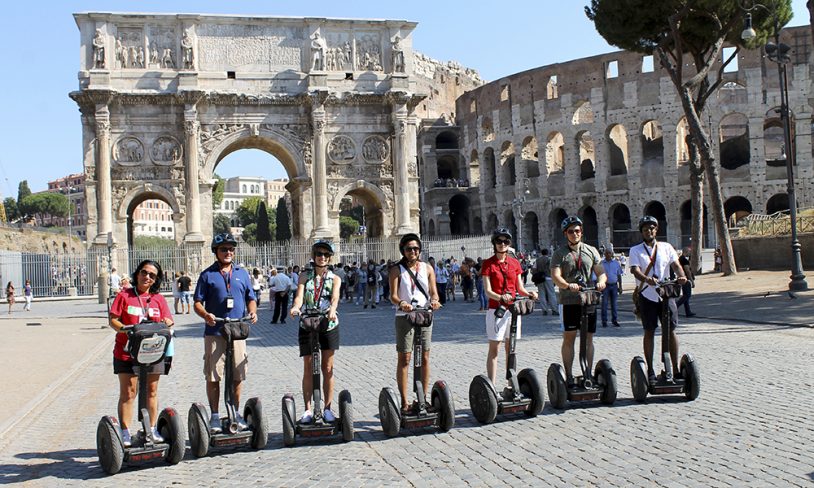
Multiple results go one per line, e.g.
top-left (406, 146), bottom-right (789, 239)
top-left (45, 173), bottom-right (88, 239)
top-left (215, 176), bottom-right (289, 234)
top-left (131, 200), bottom-right (174, 239)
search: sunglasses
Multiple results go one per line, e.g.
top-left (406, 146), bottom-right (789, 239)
top-left (404, 246), bottom-right (421, 252)
top-left (495, 239), bottom-right (511, 245)
top-left (314, 251), bottom-right (332, 258)
top-left (217, 247), bottom-right (236, 253)
top-left (566, 228), bottom-right (582, 235)
top-left (642, 225), bottom-right (658, 231)
top-left (139, 269), bottom-right (158, 280)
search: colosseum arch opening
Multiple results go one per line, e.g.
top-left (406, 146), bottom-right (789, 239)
top-left (469, 149), bottom-right (480, 186)
top-left (483, 147), bottom-right (496, 189)
top-left (473, 216), bottom-right (483, 235)
top-left (580, 206), bottom-right (599, 247)
top-left (609, 203), bottom-right (633, 249)
top-left (572, 101), bottom-right (595, 125)
top-left (680, 200), bottom-right (711, 249)
top-left (766, 193), bottom-right (789, 214)
top-left (577, 131), bottom-right (596, 183)
top-left (719, 113), bottom-right (751, 178)
top-left (486, 213), bottom-right (499, 233)
top-left (725, 196), bottom-right (753, 226)
top-left (641, 120), bottom-right (664, 187)
top-left (549, 208), bottom-right (568, 247)
top-left (500, 141), bottom-right (517, 187)
top-left (764, 107), bottom-right (791, 181)
top-left (607, 124), bottom-right (629, 176)
top-left (449, 194), bottom-right (471, 235)
top-left (125, 193), bottom-right (180, 248)
top-left (521, 136), bottom-right (540, 178)
top-left (437, 155), bottom-right (460, 180)
top-left (522, 211), bottom-right (539, 252)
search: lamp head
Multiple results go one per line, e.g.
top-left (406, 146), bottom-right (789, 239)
top-left (742, 13), bottom-right (756, 41)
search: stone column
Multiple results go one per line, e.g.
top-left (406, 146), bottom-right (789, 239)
top-left (184, 106), bottom-right (204, 243)
top-left (392, 104), bottom-right (413, 235)
top-left (93, 104), bottom-right (112, 245)
top-left (311, 107), bottom-right (331, 237)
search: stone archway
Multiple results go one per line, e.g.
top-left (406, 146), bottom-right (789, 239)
top-left (72, 12), bottom-right (422, 254)
top-left (116, 184), bottom-right (183, 247)
top-left (330, 180), bottom-right (391, 238)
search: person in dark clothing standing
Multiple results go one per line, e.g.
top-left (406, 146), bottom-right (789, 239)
top-left (675, 247), bottom-right (696, 317)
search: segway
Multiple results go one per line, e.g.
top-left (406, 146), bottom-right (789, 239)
top-left (282, 309), bottom-right (354, 446)
top-left (378, 303), bottom-right (455, 437)
top-left (469, 296), bottom-right (544, 423)
top-left (96, 321), bottom-right (184, 475)
top-left (547, 285), bottom-right (617, 408)
top-left (188, 316), bottom-right (267, 457)
top-left (630, 279), bottom-right (701, 402)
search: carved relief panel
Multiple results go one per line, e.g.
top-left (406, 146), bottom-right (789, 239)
top-left (323, 32), bottom-right (353, 72)
top-left (362, 136), bottom-right (389, 163)
top-left (113, 136), bottom-right (144, 165)
top-left (115, 27), bottom-right (145, 69)
top-left (150, 135), bottom-right (183, 165)
top-left (147, 25), bottom-right (177, 69)
top-left (327, 135), bottom-right (356, 163)
top-left (355, 33), bottom-right (383, 72)
top-left (196, 24), bottom-right (304, 72)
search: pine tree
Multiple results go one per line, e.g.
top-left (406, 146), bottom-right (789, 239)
top-left (275, 197), bottom-right (292, 241)
top-left (256, 201), bottom-right (272, 242)
top-left (17, 181), bottom-right (31, 216)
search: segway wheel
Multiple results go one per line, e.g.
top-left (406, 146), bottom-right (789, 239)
top-left (680, 354), bottom-right (701, 401)
top-left (96, 416), bottom-right (124, 475)
top-left (546, 363), bottom-right (568, 409)
top-left (187, 403), bottom-right (210, 458)
top-left (630, 356), bottom-right (649, 402)
top-left (282, 395), bottom-right (297, 447)
top-left (518, 368), bottom-right (545, 416)
top-left (378, 387), bottom-right (401, 438)
top-left (594, 359), bottom-right (617, 405)
top-left (432, 380), bottom-right (455, 432)
top-left (338, 389), bottom-right (354, 442)
top-left (244, 397), bottom-right (268, 449)
top-left (468, 374), bottom-right (498, 424)
top-left (157, 407), bottom-right (185, 465)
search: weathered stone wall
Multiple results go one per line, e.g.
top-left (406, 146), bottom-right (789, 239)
top-left (420, 25), bottom-right (814, 252)
top-left (732, 234), bottom-right (814, 270)
top-left (0, 228), bottom-right (84, 254)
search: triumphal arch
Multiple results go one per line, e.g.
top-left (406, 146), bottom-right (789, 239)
top-left (71, 12), bottom-right (423, 250)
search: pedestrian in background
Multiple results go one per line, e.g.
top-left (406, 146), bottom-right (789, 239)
top-left (177, 270), bottom-right (192, 314)
top-left (5, 281), bottom-right (14, 314)
top-left (676, 247), bottom-right (696, 318)
top-left (600, 247), bottom-right (623, 327)
top-left (533, 249), bottom-right (558, 316)
top-left (23, 279), bottom-right (32, 311)
top-left (172, 271), bottom-right (182, 314)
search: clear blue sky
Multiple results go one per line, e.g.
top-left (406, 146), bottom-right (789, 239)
top-left (0, 1), bottom-right (810, 197)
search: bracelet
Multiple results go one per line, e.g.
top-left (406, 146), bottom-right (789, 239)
top-left (398, 300), bottom-right (407, 307)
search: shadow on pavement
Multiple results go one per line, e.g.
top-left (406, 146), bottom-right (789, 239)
top-left (0, 449), bottom-right (105, 483)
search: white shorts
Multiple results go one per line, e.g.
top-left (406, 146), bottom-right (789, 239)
top-left (485, 308), bottom-right (521, 341)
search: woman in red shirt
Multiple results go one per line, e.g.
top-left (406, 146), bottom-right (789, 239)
top-left (109, 259), bottom-right (174, 447)
top-left (481, 229), bottom-right (537, 390)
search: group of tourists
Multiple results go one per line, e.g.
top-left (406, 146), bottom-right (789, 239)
top-left (106, 213), bottom-right (690, 442)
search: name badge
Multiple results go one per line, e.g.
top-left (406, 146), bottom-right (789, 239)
top-left (226, 296), bottom-right (234, 309)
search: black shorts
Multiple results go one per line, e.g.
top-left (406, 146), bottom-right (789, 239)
top-left (298, 326), bottom-right (340, 357)
top-left (562, 304), bottom-right (597, 333)
top-left (639, 296), bottom-right (678, 331)
top-left (113, 357), bottom-right (171, 375)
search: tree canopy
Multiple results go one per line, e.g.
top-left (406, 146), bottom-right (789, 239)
top-left (17, 181), bottom-right (31, 213)
top-left (20, 192), bottom-right (69, 224)
top-left (3, 197), bottom-right (18, 221)
top-left (235, 196), bottom-right (264, 227)
top-left (213, 213), bottom-right (232, 235)
top-left (275, 197), bottom-right (291, 241)
top-left (211, 174), bottom-right (225, 209)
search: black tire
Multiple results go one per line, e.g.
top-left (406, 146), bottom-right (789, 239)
top-left (378, 387), bottom-right (401, 438)
top-left (338, 389), bottom-right (354, 442)
top-left (681, 354), bottom-right (701, 401)
top-left (432, 380), bottom-right (455, 432)
top-left (96, 416), bottom-right (124, 475)
top-left (594, 359), bottom-right (617, 405)
top-left (546, 363), bottom-right (567, 409)
top-left (187, 403), bottom-right (210, 458)
top-left (244, 397), bottom-right (268, 449)
top-left (630, 356), bottom-right (649, 402)
top-left (282, 395), bottom-right (297, 447)
top-left (468, 374), bottom-right (498, 424)
top-left (518, 368), bottom-right (545, 416)
top-left (157, 408), bottom-right (185, 465)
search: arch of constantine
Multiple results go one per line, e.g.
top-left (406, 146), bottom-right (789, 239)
top-left (419, 25), bottom-right (814, 251)
top-left (71, 12), bottom-right (434, 251)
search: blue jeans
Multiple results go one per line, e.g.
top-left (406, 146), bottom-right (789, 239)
top-left (676, 282), bottom-right (693, 315)
top-left (476, 279), bottom-right (487, 308)
top-left (601, 284), bottom-right (618, 324)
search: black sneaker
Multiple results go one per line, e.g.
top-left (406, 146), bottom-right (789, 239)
top-left (566, 377), bottom-right (577, 389)
top-left (648, 370), bottom-right (658, 385)
top-left (602, 322), bottom-right (608, 328)
top-left (613, 320), bottom-right (620, 327)
top-left (542, 310), bottom-right (548, 316)
top-left (552, 310), bottom-right (560, 316)
top-left (686, 313), bottom-right (697, 318)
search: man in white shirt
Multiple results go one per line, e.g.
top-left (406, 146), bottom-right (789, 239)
top-left (269, 267), bottom-right (293, 324)
top-left (628, 216), bottom-right (687, 384)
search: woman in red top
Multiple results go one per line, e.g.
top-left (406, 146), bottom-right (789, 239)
top-left (481, 229), bottom-right (537, 389)
top-left (108, 259), bottom-right (174, 447)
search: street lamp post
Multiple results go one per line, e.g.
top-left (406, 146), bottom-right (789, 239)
top-left (742, 3), bottom-right (808, 291)
top-left (64, 184), bottom-right (73, 240)
top-left (511, 178), bottom-right (531, 254)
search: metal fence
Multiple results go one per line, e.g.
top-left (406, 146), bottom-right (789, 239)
top-left (0, 234), bottom-right (496, 299)
top-left (736, 210), bottom-right (814, 237)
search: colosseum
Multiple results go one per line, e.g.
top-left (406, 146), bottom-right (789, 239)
top-left (419, 25), bottom-right (814, 252)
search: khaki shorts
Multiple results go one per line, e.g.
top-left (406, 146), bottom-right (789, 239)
top-left (395, 314), bottom-right (432, 353)
top-left (203, 335), bottom-right (248, 382)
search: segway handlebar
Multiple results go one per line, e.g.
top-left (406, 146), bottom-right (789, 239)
top-left (212, 316), bottom-right (253, 323)
top-left (656, 279), bottom-right (681, 287)
top-left (299, 308), bottom-right (328, 318)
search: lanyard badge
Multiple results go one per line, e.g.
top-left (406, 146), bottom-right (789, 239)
top-left (226, 295), bottom-right (234, 309)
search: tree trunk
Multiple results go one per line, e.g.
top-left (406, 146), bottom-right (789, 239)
top-left (677, 87), bottom-right (737, 275)
top-left (687, 137), bottom-right (704, 274)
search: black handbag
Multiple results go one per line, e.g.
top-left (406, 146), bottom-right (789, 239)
top-left (220, 321), bottom-right (251, 341)
top-left (407, 309), bottom-right (433, 327)
top-left (301, 315), bottom-right (329, 333)
top-left (510, 299), bottom-right (535, 316)
top-left (656, 283), bottom-right (682, 299)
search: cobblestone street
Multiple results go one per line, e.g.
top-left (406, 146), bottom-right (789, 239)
top-left (0, 285), bottom-right (812, 486)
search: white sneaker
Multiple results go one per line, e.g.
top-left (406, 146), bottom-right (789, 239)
top-left (323, 408), bottom-right (336, 422)
top-left (121, 428), bottom-right (132, 447)
top-left (299, 410), bottom-right (313, 424)
top-left (210, 414), bottom-right (222, 433)
top-left (235, 413), bottom-right (249, 430)
top-left (151, 427), bottom-right (164, 443)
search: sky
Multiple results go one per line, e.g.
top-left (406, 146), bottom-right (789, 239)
top-left (0, 1), bottom-right (810, 198)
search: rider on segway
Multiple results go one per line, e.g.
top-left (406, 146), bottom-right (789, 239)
top-left (481, 228), bottom-right (538, 392)
top-left (551, 216), bottom-right (607, 388)
top-left (108, 259), bottom-right (174, 447)
top-left (388, 233), bottom-right (442, 414)
top-left (289, 240), bottom-right (342, 424)
top-left (193, 233), bottom-right (258, 433)
top-left (628, 216), bottom-right (688, 384)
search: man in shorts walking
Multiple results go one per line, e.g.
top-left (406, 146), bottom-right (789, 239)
top-left (177, 270), bottom-right (192, 314)
top-left (194, 233), bottom-right (258, 432)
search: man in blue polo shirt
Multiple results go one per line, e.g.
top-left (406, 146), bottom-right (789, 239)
top-left (194, 233), bottom-right (257, 433)
top-left (600, 247), bottom-right (624, 327)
